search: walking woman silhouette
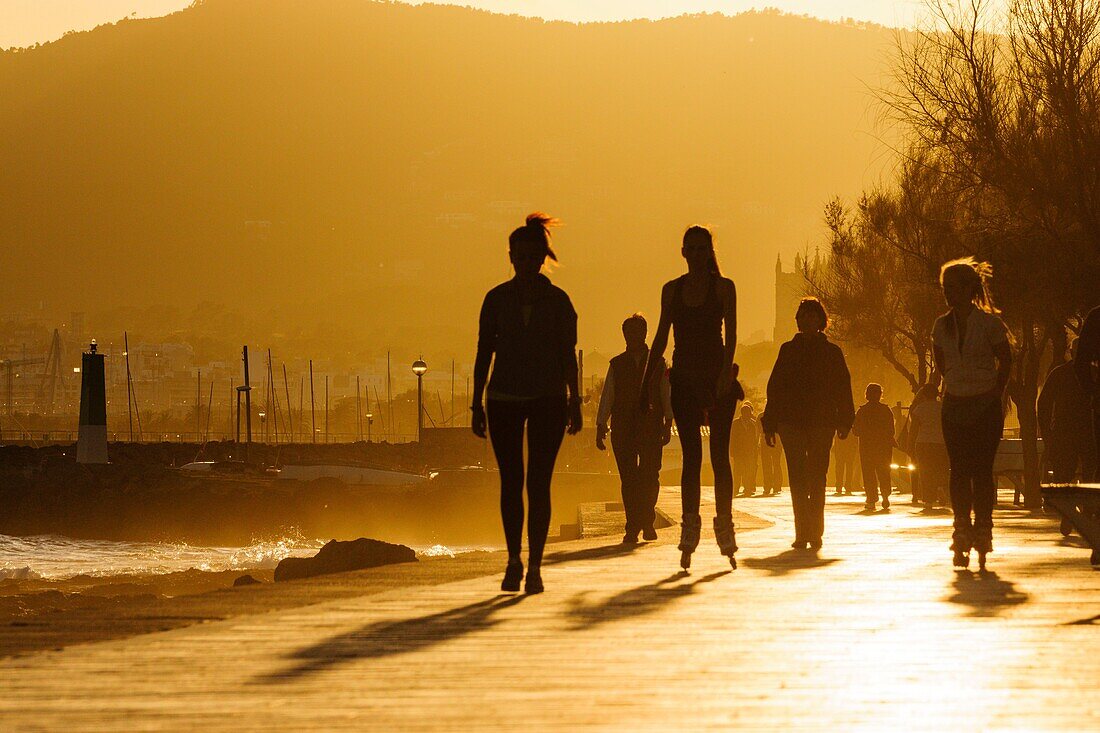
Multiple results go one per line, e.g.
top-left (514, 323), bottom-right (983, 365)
top-left (471, 213), bottom-right (583, 593)
top-left (642, 226), bottom-right (741, 570)
top-left (761, 298), bottom-right (855, 551)
top-left (932, 258), bottom-right (1012, 571)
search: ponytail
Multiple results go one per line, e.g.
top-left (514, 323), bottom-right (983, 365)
top-left (509, 212), bottom-right (560, 264)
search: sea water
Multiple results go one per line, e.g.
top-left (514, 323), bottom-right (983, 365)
top-left (0, 534), bottom-right (492, 580)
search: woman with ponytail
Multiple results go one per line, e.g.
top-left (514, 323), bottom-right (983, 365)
top-left (471, 213), bottom-right (583, 593)
top-left (932, 257), bottom-right (1012, 571)
top-left (642, 226), bottom-right (742, 570)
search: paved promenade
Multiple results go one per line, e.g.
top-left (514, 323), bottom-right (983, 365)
top-left (3, 489), bottom-right (1100, 731)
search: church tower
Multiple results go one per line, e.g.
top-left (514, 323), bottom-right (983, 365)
top-left (773, 253), bottom-right (810, 343)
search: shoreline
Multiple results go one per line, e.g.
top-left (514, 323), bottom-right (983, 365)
top-left (0, 548), bottom-right (510, 659)
top-left (0, 491), bottom-right (772, 660)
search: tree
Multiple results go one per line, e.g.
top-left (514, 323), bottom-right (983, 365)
top-left (879, 0), bottom-right (1100, 506)
top-left (807, 154), bottom-right (962, 392)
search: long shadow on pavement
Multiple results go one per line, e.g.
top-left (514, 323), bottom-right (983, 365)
top-left (255, 593), bottom-right (526, 683)
top-left (946, 570), bottom-right (1029, 617)
top-left (740, 549), bottom-right (840, 576)
top-left (565, 571), bottom-right (730, 630)
top-left (544, 542), bottom-right (646, 565)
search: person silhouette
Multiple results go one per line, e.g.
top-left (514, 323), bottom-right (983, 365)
top-left (832, 430), bottom-right (859, 497)
top-left (853, 383), bottom-right (896, 511)
top-left (1038, 339), bottom-right (1097, 483)
top-left (931, 257), bottom-right (1012, 571)
top-left (732, 402), bottom-right (760, 497)
top-left (1074, 306), bottom-right (1100, 480)
top-left (761, 298), bottom-right (855, 551)
top-left (471, 213), bottom-right (583, 594)
top-left (908, 383), bottom-right (949, 508)
top-left (595, 313), bottom-right (673, 544)
top-left (641, 226), bottom-right (742, 569)
top-left (759, 413), bottom-right (785, 497)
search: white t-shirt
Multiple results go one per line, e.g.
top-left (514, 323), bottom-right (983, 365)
top-left (932, 309), bottom-right (1009, 397)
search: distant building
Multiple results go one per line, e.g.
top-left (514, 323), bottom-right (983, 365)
top-left (774, 253), bottom-right (807, 343)
top-left (773, 252), bottom-right (825, 343)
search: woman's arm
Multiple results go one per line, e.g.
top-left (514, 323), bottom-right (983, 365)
top-left (562, 295), bottom-right (582, 435)
top-left (931, 345), bottom-right (946, 391)
top-left (721, 277), bottom-right (737, 368)
top-left (717, 278), bottom-right (739, 395)
top-left (471, 292), bottom-right (496, 438)
top-left (641, 281), bottom-right (676, 409)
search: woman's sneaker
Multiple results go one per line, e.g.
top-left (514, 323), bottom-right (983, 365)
top-left (501, 559), bottom-right (523, 592)
top-left (524, 567), bottom-right (544, 594)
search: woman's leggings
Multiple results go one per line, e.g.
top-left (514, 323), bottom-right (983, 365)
top-left (942, 396), bottom-right (1003, 536)
top-left (672, 387), bottom-right (737, 517)
top-left (487, 395), bottom-right (567, 566)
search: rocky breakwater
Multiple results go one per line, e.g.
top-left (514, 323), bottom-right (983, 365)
top-left (274, 538), bottom-right (417, 582)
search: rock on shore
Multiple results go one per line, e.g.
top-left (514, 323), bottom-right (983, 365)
top-left (274, 538), bottom-right (417, 582)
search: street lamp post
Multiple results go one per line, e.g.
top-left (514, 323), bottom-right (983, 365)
top-left (366, 412), bottom-right (373, 443)
top-left (412, 358), bottom-right (428, 443)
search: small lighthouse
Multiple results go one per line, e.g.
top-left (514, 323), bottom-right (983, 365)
top-left (76, 340), bottom-right (108, 464)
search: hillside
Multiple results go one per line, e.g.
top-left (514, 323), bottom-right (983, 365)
top-left (0, 0), bottom-right (898, 359)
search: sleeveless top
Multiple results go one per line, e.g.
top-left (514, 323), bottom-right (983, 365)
top-left (670, 274), bottom-right (724, 385)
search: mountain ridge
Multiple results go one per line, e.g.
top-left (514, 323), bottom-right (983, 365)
top-left (0, 0), bottom-right (899, 357)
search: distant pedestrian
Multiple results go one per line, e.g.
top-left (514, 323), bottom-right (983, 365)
top-left (832, 430), bottom-right (859, 496)
top-left (759, 424), bottom-right (784, 496)
top-left (853, 383), bottom-right (895, 510)
top-left (1074, 306), bottom-right (1100, 481)
top-left (908, 384), bottom-right (949, 508)
top-left (732, 403), bottom-right (760, 497)
top-left (472, 213), bottom-right (583, 594)
top-left (596, 313), bottom-right (673, 545)
top-left (642, 226), bottom-right (742, 570)
top-left (762, 297), bottom-right (855, 551)
top-left (1038, 339), bottom-right (1097, 483)
top-left (932, 257), bottom-right (1012, 571)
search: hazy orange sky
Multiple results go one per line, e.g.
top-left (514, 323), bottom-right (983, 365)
top-left (2, 0), bottom-right (933, 49)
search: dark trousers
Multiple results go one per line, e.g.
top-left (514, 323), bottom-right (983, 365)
top-left (673, 387), bottom-right (736, 517)
top-left (942, 396), bottom-right (1003, 536)
top-left (487, 395), bottom-right (567, 567)
top-left (761, 448), bottom-right (784, 492)
top-left (913, 442), bottom-right (949, 505)
top-left (1046, 430), bottom-right (1098, 484)
top-left (778, 423), bottom-right (835, 543)
top-left (733, 452), bottom-right (758, 493)
top-left (860, 446), bottom-right (892, 504)
top-left (611, 433), bottom-right (662, 535)
top-left (834, 445), bottom-right (858, 493)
